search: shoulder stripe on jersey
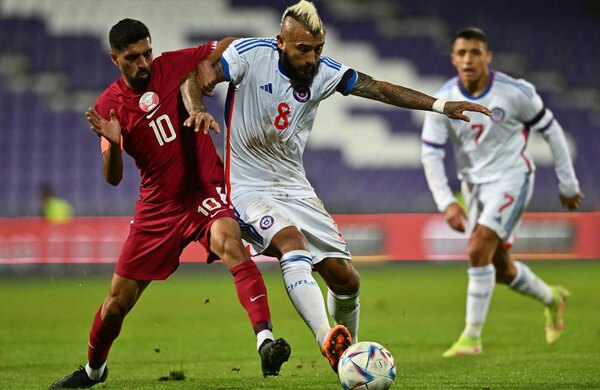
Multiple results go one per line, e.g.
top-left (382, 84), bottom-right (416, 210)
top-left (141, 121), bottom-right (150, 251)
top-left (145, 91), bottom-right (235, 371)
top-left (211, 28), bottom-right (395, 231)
top-left (234, 38), bottom-right (275, 50)
top-left (319, 56), bottom-right (342, 71)
top-left (495, 73), bottom-right (534, 99)
top-left (421, 139), bottom-right (445, 148)
top-left (235, 38), bottom-right (277, 54)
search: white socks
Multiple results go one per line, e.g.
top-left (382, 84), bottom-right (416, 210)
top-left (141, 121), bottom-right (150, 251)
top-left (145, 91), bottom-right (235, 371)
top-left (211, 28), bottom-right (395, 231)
top-left (85, 362), bottom-right (106, 381)
top-left (327, 289), bottom-right (360, 343)
top-left (256, 329), bottom-right (275, 351)
top-left (509, 261), bottom-right (553, 305)
top-left (462, 264), bottom-right (496, 338)
top-left (280, 250), bottom-right (330, 346)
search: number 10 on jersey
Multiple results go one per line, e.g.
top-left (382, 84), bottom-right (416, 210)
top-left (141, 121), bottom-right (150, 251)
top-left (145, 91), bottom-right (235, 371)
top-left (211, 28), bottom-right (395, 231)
top-left (149, 115), bottom-right (176, 145)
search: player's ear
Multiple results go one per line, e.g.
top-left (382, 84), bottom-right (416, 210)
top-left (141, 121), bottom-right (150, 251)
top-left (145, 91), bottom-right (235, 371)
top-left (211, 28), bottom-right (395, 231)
top-left (486, 50), bottom-right (493, 65)
top-left (110, 52), bottom-right (118, 66)
top-left (276, 34), bottom-right (285, 50)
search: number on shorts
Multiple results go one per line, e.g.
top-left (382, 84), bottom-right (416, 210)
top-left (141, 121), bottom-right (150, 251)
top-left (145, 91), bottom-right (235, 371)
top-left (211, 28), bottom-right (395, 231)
top-left (197, 197), bottom-right (222, 216)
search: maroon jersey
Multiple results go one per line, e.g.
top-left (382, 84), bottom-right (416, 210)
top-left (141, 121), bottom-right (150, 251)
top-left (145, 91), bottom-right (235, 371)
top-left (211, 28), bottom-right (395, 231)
top-left (95, 42), bottom-right (224, 205)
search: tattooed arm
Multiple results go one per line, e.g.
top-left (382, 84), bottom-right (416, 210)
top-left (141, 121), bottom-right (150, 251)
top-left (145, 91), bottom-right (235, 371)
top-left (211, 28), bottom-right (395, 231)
top-left (350, 71), bottom-right (490, 121)
top-left (181, 69), bottom-right (220, 134)
top-left (196, 38), bottom-right (235, 96)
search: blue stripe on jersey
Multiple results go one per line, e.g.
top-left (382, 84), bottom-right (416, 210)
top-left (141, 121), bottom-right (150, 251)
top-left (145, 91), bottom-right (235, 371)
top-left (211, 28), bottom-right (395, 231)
top-left (235, 38), bottom-right (277, 54)
top-left (221, 57), bottom-right (231, 81)
top-left (494, 72), bottom-right (534, 99)
top-left (421, 139), bottom-right (445, 148)
top-left (319, 56), bottom-right (341, 71)
top-left (234, 37), bottom-right (275, 50)
top-left (505, 173), bottom-right (531, 234)
top-left (341, 70), bottom-right (358, 95)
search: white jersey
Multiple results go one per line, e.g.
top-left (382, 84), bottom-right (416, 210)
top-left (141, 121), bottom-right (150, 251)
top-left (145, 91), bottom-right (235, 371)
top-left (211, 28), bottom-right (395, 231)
top-left (221, 38), bottom-right (356, 201)
top-left (421, 70), bottom-right (580, 212)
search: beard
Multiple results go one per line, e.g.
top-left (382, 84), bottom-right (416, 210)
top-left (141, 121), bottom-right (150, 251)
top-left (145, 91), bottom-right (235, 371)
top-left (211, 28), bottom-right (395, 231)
top-left (280, 50), bottom-right (318, 87)
top-left (128, 68), bottom-right (151, 91)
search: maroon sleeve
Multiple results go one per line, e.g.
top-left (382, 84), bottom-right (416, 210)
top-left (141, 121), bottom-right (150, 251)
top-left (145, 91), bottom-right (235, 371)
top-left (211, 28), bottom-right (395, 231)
top-left (158, 42), bottom-right (217, 80)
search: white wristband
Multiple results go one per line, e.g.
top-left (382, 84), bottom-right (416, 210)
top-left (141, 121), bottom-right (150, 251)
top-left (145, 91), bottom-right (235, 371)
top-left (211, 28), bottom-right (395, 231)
top-left (432, 99), bottom-right (447, 114)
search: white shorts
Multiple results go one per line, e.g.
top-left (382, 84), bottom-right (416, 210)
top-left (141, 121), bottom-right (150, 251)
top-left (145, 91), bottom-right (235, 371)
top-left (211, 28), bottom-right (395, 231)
top-left (232, 193), bottom-right (351, 264)
top-left (462, 172), bottom-right (534, 243)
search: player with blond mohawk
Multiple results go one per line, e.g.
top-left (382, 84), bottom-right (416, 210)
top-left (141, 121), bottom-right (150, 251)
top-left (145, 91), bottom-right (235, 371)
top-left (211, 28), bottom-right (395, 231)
top-left (185, 0), bottom-right (489, 372)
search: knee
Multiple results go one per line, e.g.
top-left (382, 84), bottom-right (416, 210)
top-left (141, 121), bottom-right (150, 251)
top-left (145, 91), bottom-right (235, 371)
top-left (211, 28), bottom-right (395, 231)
top-left (341, 272), bottom-right (360, 295)
top-left (467, 242), bottom-right (487, 265)
top-left (494, 262), bottom-right (517, 284)
top-left (328, 265), bottom-right (360, 295)
top-left (213, 234), bottom-right (248, 269)
top-left (467, 235), bottom-right (495, 267)
top-left (101, 296), bottom-right (129, 323)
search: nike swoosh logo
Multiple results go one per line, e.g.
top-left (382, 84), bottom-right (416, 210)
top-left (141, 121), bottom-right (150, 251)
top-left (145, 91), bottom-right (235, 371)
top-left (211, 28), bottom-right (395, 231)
top-left (209, 209), bottom-right (226, 218)
top-left (145, 104), bottom-right (162, 119)
top-left (250, 294), bottom-right (265, 302)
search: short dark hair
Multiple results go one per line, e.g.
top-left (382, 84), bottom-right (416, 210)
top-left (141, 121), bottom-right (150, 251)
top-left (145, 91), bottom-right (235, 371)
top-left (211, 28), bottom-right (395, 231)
top-left (452, 27), bottom-right (489, 48)
top-left (109, 18), bottom-right (151, 52)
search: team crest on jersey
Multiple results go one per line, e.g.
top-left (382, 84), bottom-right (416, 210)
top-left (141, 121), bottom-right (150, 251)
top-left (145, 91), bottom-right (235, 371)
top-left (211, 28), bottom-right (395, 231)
top-left (293, 86), bottom-right (311, 103)
top-left (490, 107), bottom-right (505, 122)
top-left (139, 91), bottom-right (159, 112)
top-left (259, 215), bottom-right (275, 230)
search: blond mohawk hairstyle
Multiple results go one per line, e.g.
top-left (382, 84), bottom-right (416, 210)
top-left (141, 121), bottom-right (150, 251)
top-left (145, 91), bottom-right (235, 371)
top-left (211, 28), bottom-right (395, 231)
top-left (281, 0), bottom-right (324, 35)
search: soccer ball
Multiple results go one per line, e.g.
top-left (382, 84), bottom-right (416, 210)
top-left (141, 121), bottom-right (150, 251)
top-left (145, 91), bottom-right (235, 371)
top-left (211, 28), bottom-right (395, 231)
top-left (338, 341), bottom-right (396, 390)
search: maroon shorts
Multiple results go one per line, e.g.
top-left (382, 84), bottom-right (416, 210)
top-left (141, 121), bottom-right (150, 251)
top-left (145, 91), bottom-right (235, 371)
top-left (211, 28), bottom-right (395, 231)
top-left (115, 189), bottom-right (236, 280)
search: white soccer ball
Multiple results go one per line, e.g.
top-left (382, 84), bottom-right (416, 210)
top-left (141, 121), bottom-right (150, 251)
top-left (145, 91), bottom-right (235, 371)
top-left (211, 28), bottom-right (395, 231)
top-left (338, 341), bottom-right (396, 390)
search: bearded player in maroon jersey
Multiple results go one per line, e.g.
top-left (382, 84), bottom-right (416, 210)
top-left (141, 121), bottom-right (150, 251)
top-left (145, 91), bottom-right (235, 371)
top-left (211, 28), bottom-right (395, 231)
top-left (49, 19), bottom-right (290, 389)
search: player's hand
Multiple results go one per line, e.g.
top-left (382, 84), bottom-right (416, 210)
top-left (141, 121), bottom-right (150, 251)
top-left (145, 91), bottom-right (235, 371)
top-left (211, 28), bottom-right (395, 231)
top-left (85, 107), bottom-right (121, 145)
top-left (444, 202), bottom-right (467, 232)
top-left (444, 101), bottom-right (491, 122)
top-left (196, 59), bottom-right (217, 97)
top-left (184, 111), bottom-right (220, 134)
top-left (560, 192), bottom-right (584, 211)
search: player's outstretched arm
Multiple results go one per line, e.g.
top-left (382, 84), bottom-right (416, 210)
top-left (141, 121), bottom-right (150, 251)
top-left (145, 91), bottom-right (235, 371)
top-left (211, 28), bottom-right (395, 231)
top-left (85, 107), bottom-right (123, 185)
top-left (349, 71), bottom-right (490, 121)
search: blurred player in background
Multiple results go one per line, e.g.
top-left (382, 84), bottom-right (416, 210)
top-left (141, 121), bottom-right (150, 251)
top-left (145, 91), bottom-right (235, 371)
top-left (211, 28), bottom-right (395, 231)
top-left (185, 1), bottom-right (489, 372)
top-left (421, 27), bottom-right (584, 357)
top-left (49, 19), bottom-right (290, 389)
top-left (39, 183), bottom-right (73, 224)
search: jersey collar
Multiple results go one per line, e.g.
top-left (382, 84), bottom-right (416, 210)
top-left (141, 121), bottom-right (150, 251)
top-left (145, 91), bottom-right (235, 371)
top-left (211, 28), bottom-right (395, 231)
top-left (457, 70), bottom-right (495, 100)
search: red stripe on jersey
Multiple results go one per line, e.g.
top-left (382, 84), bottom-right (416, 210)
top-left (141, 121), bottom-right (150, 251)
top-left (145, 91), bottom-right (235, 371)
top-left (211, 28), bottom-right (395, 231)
top-left (520, 128), bottom-right (532, 172)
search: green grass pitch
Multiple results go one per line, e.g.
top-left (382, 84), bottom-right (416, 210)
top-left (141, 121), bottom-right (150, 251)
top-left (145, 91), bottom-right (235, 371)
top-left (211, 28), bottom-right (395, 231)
top-left (1, 260), bottom-right (599, 389)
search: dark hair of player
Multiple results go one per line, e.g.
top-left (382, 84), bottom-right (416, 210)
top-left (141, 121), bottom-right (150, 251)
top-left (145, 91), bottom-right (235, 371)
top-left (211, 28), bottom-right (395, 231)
top-left (452, 27), bottom-right (489, 48)
top-left (109, 18), bottom-right (151, 52)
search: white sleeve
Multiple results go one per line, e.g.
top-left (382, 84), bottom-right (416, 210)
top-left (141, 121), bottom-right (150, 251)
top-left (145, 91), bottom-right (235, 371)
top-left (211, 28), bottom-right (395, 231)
top-left (221, 38), bottom-right (251, 84)
top-left (535, 110), bottom-right (581, 196)
top-left (421, 112), bottom-right (456, 213)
